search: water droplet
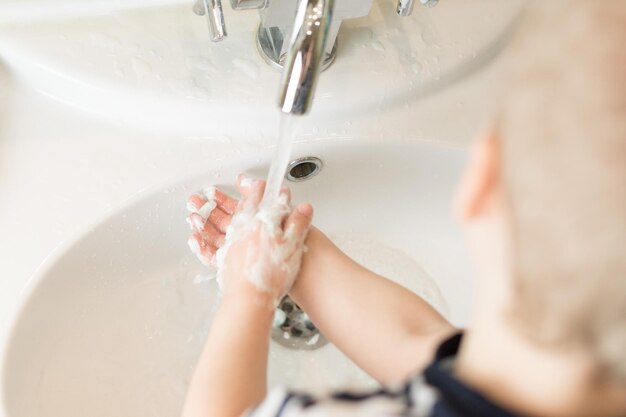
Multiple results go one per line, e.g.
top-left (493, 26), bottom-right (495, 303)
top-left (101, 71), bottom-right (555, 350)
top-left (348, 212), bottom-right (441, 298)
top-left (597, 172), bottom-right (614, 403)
top-left (89, 32), bottom-right (121, 49)
top-left (186, 56), bottom-right (217, 73)
top-left (370, 41), bottom-right (385, 52)
top-left (131, 57), bottom-right (152, 80)
top-left (411, 62), bottom-right (423, 74)
top-left (232, 58), bottom-right (260, 79)
top-left (420, 30), bottom-right (439, 48)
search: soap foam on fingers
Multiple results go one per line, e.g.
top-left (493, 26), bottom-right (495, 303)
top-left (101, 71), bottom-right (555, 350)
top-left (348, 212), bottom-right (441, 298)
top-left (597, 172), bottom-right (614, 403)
top-left (185, 213), bottom-right (202, 231)
top-left (197, 200), bottom-right (217, 219)
top-left (239, 176), bottom-right (256, 189)
top-left (187, 179), bottom-right (310, 300)
top-left (187, 187), bottom-right (219, 221)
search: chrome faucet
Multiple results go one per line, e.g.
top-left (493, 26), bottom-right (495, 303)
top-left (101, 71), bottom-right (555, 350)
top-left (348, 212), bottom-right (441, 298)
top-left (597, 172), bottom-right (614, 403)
top-left (193, 0), bottom-right (439, 114)
top-left (397, 0), bottom-right (439, 17)
top-left (277, 0), bottom-right (333, 115)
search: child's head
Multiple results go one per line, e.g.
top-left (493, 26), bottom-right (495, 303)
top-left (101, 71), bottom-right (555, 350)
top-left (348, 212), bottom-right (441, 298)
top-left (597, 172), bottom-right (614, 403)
top-left (457, 0), bottom-right (626, 382)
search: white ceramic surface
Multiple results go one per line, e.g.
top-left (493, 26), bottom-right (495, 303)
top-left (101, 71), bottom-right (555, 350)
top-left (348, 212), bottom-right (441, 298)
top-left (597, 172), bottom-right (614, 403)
top-left (3, 139), bottom-right (470, 417)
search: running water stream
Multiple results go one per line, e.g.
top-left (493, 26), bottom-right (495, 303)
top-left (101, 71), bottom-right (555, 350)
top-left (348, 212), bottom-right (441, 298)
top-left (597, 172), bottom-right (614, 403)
top-left (261, 114), bottom-right (299, 207)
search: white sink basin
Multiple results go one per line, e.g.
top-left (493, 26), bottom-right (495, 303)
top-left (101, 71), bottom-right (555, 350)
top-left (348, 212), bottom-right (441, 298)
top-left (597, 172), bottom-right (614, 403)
top-left (2, 139), bottom-right (470, 417)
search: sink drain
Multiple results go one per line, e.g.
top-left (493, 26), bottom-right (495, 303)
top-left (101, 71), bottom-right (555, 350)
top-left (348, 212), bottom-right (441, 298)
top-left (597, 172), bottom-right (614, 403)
top-left (271, 296), bottom-right (328, 350)
top-left (285, 157), bottom-right (323, 182)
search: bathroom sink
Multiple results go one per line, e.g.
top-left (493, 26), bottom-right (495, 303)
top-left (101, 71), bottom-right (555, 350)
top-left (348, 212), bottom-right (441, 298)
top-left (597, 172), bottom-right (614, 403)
top-left (0, 0), bottom-right (524, 134)
top-left (2, 139), bottom-right (470, 417)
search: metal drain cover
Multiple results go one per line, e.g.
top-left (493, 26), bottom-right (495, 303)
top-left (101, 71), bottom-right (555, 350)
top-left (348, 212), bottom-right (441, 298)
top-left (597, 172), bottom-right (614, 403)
top-left (271, 295), bottom-right (328, 350)
top-left (285, 157), bottom-right (323, 182)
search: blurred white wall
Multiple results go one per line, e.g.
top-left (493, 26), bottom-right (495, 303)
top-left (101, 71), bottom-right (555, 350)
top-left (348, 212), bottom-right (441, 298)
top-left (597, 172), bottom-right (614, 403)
top-left (0, 0), bottom-right (190, 24)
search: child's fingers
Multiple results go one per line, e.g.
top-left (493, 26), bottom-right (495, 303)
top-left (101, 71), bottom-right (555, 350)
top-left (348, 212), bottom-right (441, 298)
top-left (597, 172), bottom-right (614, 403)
top-left (188, 213), bottom-right (226, 247)
top-left (239, 182), bottom-right (266, 212)
top-left (202, 223), bottom-right (226, 248)
top-left (187, 190), bottom-right (216, 219)
top-left (236, 174), bottom-right (292, 207)
top-left (186, 185), bottom-right (235, 267)
top-left (187, 213), bottom-right (205, 231)
top-left (187, 193), bottom-right (208, 213)
top-left (207, 207), bottom-right (232, 234)
top-left (236, 174), bottom-right (265, 197)
top-left (187, 233), bottom-right (217, 266)
top-left (214, 188), bottom-right (238, 215)
top-left (279, 186), bottom-right (292, 204)
top-left (188, 186), bottom-right (237, 216)
top-left (284, 203), bottom-right (314, 239)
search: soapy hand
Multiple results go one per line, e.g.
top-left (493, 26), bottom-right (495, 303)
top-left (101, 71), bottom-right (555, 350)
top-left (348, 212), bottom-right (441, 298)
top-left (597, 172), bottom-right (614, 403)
top-left (186, 175), bottom-right (313, 304)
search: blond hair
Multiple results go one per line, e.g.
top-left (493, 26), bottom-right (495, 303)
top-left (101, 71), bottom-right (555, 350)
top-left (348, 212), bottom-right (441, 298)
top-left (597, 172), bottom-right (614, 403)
top-left (497, 0), bottom-right (626, 380)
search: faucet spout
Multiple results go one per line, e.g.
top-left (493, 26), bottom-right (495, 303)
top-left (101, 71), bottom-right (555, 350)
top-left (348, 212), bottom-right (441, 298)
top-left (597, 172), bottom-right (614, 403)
top-left (278, 0), bottom-right (334, 115)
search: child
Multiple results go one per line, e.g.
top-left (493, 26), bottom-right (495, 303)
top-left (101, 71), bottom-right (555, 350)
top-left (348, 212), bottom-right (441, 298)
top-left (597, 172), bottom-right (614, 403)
top-left (182, 1), bottom-right (626, 416)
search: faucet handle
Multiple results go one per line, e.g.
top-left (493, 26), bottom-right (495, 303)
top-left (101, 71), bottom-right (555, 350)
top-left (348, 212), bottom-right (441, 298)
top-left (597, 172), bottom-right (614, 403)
top-left (193, 0), bottom-right (228, 42)
top-left (230, 0), bottom-right (265, 10)
top-left (396, 0), bottom-right (438, 16)
top-left (194, 0), bottom-right (266, 41)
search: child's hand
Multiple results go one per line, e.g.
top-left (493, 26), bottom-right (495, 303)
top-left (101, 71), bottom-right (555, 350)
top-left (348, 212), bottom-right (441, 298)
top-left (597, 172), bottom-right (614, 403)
top-left (186, 175), bottom-right (276, 267)
top-left (186, 175), bottom-right (313, 305)
top-left (186, 180), bottom-right (240, 268)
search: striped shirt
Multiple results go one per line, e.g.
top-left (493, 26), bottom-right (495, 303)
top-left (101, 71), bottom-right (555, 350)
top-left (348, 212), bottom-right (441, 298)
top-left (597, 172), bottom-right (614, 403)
top-left (246, 334), bottom-right (519, 417)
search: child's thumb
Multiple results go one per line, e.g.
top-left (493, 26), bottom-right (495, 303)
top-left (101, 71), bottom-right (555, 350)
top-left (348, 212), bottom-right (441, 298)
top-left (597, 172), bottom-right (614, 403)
top-left (285, 203), bottom-right (314, 238)
top-left (236, 174), bottom-right (266, 199)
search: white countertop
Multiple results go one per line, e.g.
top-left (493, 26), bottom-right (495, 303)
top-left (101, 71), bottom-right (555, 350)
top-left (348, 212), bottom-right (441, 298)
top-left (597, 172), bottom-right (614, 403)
top-left (0, 2), bottom-right (508, 413)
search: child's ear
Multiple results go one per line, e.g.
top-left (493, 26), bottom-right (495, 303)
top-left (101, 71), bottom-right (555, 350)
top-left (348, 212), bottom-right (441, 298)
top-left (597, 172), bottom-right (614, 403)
top-left (454, 132), bottom-right (500, 222)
